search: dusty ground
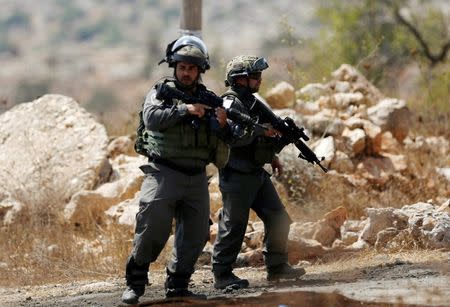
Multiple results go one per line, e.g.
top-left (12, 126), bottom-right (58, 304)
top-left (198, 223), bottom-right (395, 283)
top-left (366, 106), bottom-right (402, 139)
top-left (1, 251), bottom-right (449, 307)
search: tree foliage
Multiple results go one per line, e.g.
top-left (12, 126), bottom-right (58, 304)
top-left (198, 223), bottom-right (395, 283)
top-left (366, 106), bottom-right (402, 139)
top-left (313, 0), bottom-right (449, 114)
top-left (316, 0), bottom-right (448, 68)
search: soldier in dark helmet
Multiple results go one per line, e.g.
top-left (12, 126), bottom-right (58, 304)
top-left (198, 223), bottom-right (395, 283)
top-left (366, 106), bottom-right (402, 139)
top-left (121, 35), bottom-right (230, 304)
top-left (211, 55), bottom-right (306, 290)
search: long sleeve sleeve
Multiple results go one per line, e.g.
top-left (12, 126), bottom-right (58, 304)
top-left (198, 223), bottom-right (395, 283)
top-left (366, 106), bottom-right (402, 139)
top-left (142, 87), bottom-right (188, 131)
top-left (224, 97), bottom-right (265, 147)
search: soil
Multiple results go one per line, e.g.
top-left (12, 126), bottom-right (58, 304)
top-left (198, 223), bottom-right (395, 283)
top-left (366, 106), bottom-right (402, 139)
top-left (1, 252), bottom-right (450, 307)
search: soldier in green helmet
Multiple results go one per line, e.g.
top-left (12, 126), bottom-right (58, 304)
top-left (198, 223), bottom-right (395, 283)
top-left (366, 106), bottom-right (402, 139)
top-left (212, 55), bottom-right (306, 290)
top-left (122, 35), bottom-right (230, 304)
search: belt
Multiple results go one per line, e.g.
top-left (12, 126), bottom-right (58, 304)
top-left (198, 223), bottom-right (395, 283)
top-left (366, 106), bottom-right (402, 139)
top-left (222, 166), bottom-right (262, 175)
top-left (152, 158), bottom-right (205, 176)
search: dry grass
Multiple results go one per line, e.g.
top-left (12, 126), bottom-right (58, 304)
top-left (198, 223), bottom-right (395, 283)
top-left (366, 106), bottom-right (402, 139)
top-left (0, 209), bottom-right (133, 287)
top-left (1, 91), bottom-right (448, 289)
top-left (282, 134), bottom-right (449, 222)
top-left (308, 249), bottom-right (449, 275)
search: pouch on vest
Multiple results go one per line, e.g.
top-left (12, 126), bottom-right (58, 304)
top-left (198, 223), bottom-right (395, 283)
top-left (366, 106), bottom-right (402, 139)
top-left (135, 110), bottom-right (149, 157)
top-left (213, 138), bottom-right (230, 169)
top-left (253, 137), bottom-right (278, 165)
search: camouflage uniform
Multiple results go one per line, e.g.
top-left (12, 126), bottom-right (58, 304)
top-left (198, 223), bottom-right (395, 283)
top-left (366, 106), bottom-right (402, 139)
top-left (212, 56), bottom-right (305, 289)
top-left (123, 36), bottom-right (229, 304)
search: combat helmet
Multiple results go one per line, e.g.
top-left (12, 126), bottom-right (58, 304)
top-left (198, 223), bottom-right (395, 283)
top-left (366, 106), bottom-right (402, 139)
top-left (159, 35), bottom-right (210, 72)
top-left (225, 55), bottom-right (269, 86)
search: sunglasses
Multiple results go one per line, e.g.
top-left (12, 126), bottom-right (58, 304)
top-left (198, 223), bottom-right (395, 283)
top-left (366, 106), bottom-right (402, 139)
top-left (248, 72), bottom-right (262, 80)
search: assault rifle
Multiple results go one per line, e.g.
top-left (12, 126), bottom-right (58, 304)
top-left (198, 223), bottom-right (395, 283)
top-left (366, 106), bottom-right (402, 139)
top-left (155, 83), bottom-right (264, 130)
top-left (249, 97), bottom-right (328, 173)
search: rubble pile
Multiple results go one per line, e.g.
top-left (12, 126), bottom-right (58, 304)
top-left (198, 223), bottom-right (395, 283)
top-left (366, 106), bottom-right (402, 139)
top-left (0, 65), bottom-right (448, 265)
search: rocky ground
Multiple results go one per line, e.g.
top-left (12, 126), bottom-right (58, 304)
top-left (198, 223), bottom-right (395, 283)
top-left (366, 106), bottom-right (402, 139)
top-left (1, 250), bottom-right (449, 307)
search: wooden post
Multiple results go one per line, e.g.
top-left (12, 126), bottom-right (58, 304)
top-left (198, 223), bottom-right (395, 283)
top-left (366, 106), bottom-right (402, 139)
top-left (180, 0), bottom-right (202, 38)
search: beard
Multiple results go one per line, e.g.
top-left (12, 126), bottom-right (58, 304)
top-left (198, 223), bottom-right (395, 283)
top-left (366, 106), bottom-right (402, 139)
top-left (180, 76), bottom-right (194, 85)
top-left (250, 85), bottom-right (260, 93)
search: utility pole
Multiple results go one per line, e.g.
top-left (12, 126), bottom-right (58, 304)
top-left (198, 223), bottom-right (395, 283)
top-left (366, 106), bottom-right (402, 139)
top-left (180, 0), bottom-right (202, 38)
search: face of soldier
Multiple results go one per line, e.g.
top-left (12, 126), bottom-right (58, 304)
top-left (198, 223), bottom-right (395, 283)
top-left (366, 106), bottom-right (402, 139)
top-left (175, 62), bottom-right (200, 86)
top-left (247, 72), bottom-right (262, 93)
top-left (235, 72), bottom-right (262, 93)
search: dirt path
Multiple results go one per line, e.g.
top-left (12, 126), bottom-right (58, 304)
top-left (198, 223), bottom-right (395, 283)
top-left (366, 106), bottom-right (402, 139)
top-left (1, 253), bottom-right (449, 307)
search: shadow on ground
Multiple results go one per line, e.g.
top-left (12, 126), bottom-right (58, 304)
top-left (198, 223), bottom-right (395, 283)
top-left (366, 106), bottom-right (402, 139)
top-left (134, 290), bottom-right (426, 307)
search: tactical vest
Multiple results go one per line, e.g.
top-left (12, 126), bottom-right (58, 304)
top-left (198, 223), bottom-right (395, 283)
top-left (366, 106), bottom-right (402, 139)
top-left (137, 80), bottom-right (228, 168)
top-left (223, 89), bottom-right (279, 165)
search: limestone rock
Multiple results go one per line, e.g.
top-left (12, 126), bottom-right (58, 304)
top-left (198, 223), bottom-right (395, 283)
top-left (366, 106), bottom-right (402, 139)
top-left (236, 249), bottom-right (264, 268)
top-left (298, 83), bottom-right (328, 100)
top-left (312, 206), bottom-right (348, 247)
top-left (331, 92), bottom-right (365, 109)
top-left (330, 151), bottom-right (354, 173)
top-left (244, 230), bottom-right (264, 249)
top-left (331, 64), bottom-right (384, 104)
top-left (342, 128), bottom-right (366, 156)
top-left (312, 136), bottom-right (335, 168)
top-left (0, 94), bottom-right (109, 223)
top-left (287, 238), bottom-right (328, 262)
top-left (107, 135), bottom-right (136, 158)
top-left (104, 192), bottom-right (140, 226)
top-left (304, 112), bottom-right (345, 137)
top-left (367, 98), bottom-right (411, 143)
top-left (265, 81), bottom-right (296, 109)
top-left (359, 208), bottom-right (409, 245)
top-left (65, 154), bottom-right (145, 228)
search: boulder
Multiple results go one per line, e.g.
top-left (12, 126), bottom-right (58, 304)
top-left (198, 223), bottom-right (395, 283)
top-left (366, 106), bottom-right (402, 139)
top-left (304, 112), bottom-right (345, 137)
top-left (298, 83), bottom-right (328, 100)
top-left (331, 64), bottom-right (384, 104)
top-left (244, 230), bottom-right (264, 249)
top-left (65, 154), bottom-right (145, 228)
top-left (296, 100), bottom-right (321, 115)
top-left (236, 249), bottom-right (264, 268)
top-left (107, 135), bottom-right (136, 158)
top-left (104, 192), bottom-right (140, 226)
top-left (0, 196), bottom-right (24, 225)
top-left (312, 206), bottom-right (348, 247)
top-left (358, 203), bottom-right (450, 249)
top-left (312, 136), bottom-right (335, 168)
top-left (330, 151), bottom-right (354, 173)
top-left (265, 81), bottom-right (296, 109)
top-left (342, 127), bottom-right (366, 156)
top-left (287, 238), bottom-right (328, 262)
top-left (0, 94), bottom-right (110, 223)
top-left (331, 92), bottom-right (365, 109)
top-left (367, 98), bottom-right (411, 143)
top-left (359, 208), bottom-right (409, 245)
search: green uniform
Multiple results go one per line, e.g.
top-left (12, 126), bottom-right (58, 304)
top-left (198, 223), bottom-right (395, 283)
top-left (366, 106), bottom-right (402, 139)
top-left (212, 85), bottom-right (292, 276)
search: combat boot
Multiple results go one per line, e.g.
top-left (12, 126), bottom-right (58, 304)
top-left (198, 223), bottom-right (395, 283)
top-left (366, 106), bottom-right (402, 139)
top-left (122, 285), bottom-right (145, 304)
top-left (267, 263), bottom-right (306, 281)
top-left (214, 271), bottom-right (249, 289)
top-left (165, 270), bottom-right (206, 300)
top-left (122, 256), bottom-right (149, 304)
top-left (165, 288), bottom-right (207, 299)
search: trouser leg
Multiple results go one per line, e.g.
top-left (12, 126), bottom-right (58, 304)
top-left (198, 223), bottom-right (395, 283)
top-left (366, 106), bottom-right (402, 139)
top-left (125, 255), bottom-right (149, 288)
top-left (166, 171), bottom-right (210, 280)
top-left (252, 172), bottom-right (292, 268)
top-left (212, 171), bottom-right (258, 276)
top-left (131, 173), bottom-right (177, 265)
top-left (127, 164), bottom-right (180, 286)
